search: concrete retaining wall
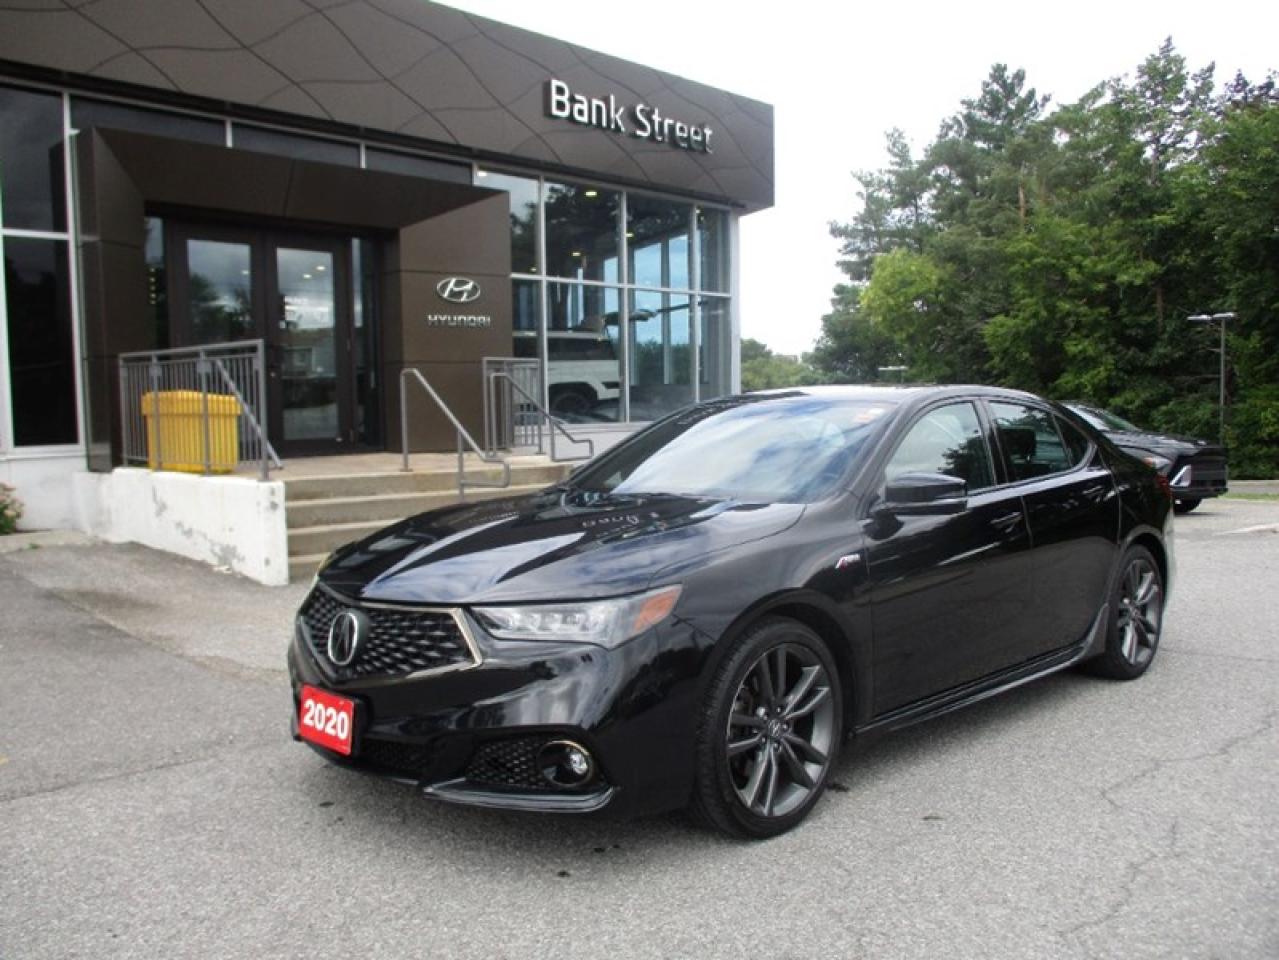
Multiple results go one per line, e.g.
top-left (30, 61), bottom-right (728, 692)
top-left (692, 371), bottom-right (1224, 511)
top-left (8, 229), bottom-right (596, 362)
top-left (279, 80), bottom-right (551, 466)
top-left (72, 468), bottom-right (288, 586)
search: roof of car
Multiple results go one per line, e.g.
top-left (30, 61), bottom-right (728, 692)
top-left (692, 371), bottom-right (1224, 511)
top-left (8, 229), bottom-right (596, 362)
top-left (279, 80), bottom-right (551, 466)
top-left (747, 384), bottom-right (1045, 403)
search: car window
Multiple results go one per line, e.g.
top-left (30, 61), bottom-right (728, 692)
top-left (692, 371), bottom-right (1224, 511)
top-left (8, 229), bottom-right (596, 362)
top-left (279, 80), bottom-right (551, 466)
top-left (1056, 415), bottom-right (1091, 467)
top-left (990, 401), bottom-right (1073, 480)
top-left (884, 402), bottom-right (993, 491)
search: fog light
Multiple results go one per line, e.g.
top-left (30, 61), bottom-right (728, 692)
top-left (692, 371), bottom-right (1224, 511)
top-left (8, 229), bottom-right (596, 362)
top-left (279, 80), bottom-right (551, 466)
top-left (537, 740), bottom-right (595, 788)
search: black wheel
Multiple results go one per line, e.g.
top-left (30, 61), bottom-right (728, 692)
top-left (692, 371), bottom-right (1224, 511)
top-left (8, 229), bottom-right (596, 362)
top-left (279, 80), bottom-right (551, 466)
top-left (550, 386), bottom-right (594, 417)
top-left (1086, 545), bottom-right (1164, 680)
top-left (690, 618), bottom-right (842, 838)
top-left (1174, 497), bottom-right (1201, 514)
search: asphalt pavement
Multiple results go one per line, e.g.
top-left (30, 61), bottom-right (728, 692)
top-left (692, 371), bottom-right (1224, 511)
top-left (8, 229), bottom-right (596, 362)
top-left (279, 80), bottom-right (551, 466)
top-left (1, 499), bottom-right (1276, 959)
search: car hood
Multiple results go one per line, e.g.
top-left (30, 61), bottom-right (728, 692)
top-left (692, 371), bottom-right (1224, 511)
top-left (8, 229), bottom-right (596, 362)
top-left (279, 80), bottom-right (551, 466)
top-left (1105, 429), bottom-right (1223, 455)
top-left (319, 487), bottom-right (805, 605)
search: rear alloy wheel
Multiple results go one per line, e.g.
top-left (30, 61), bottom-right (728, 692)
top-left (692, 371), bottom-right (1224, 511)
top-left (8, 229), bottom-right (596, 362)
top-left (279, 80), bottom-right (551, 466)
top-left (1173, 497), bottom-right (1201, 514)
top-left (1087, 545), bottom-right (1164, 680)
top-left (691, 618), bottom-right (842, 838)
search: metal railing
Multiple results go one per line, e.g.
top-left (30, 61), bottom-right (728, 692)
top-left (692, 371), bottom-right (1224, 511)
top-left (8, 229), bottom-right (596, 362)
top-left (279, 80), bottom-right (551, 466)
top-left (481, 356), bottom-right (542, 455)
top-left (119, 339), bottom-right (280, 481)
top-left (400, 367), bottom-right (510, 495)
top-left (487, 371), bottom-right (594, 463)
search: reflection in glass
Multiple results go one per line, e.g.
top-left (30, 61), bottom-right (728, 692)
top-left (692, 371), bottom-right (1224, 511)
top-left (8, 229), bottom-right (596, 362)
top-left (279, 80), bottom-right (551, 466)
top-left (186, 239), bottom-right (253, 343)
top-left (699, 295), bottom-right (732, 400)
top-left (546, 282), bottom-right (621, 422)
top-left (511, 278), bottom-right (540, 360)
top-left (0, 85), bottom-right (66, 232)
top-left (989, 401), bottom-right (1071, 480)
top-left (886, 402), bottom-right (993, 489)
top-left (479, 171), bottom-right (539, 274)
top-left (366, 148), bottom-right (470, 183)
top-left (71, 98), bottom-right (224, 146)
top-left (144, 218), bottom-right (168, 348)
top-left (276, 247), bottom-right (338, 442)
top-left (544, 181), bottom-right (619, 282)
top-left (697, 208), bottom-right (729, 293)
top-left (232, 125), bottom-right (358, 166)
top-left (4, 237), bottom-right (76, 445)
top-left (629, 289), bottom-right (692, 420)
top-left (628, 195), bottom-right (690, 289)
top-left (352, 238), bottom-right (380, 446)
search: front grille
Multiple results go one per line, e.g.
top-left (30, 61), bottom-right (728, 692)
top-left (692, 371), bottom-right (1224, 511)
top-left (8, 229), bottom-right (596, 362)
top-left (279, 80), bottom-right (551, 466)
top-left (465, 737), bottom-right (552, 790)
top-left (300, 586), bottom-right (476, 679)
top-left (1191, 454), bottom-right (1228, 488)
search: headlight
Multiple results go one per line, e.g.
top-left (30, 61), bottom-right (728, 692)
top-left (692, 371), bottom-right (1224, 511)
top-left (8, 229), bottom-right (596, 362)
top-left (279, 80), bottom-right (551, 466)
top-left (473, 585), bottom-right (682, 648)
top-left (1129, 449), bottom-right (1172, 473)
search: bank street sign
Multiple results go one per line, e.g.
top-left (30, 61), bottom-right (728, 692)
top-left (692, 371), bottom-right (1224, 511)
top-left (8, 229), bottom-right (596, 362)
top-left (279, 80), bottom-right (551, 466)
top-left (544, 78), bottom-right (714, 154)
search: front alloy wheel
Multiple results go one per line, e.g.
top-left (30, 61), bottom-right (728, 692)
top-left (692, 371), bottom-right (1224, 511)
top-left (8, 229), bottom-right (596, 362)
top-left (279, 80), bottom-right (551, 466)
top-left (691, 618), bottom-right (842, 838)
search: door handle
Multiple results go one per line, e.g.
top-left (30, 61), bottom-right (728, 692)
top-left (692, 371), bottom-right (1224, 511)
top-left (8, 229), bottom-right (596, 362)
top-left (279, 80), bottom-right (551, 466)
top-left (991, 511), bottom-right (1022, 532)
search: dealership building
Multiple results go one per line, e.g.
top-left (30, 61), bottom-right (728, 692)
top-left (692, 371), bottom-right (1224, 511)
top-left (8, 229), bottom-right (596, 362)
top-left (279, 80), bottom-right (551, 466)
top-left (0, 0), bottom-right (774, 550)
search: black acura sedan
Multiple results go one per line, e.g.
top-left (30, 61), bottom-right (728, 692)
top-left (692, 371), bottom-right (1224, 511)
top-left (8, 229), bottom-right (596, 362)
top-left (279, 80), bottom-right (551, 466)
top-left (290, 385), bottom-right (1174, 838)
top-left (1066, 402), bottom-right (1228, 514)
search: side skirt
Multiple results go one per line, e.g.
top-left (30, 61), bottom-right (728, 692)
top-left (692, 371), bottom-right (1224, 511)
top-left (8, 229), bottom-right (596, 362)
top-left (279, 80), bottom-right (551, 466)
top-left (855, 601), bottom-right (1110, 738)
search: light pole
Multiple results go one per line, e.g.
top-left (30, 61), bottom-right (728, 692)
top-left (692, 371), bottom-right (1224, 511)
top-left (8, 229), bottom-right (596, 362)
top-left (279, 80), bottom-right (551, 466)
top-left (1187, 311), bottom-right (1235, 443)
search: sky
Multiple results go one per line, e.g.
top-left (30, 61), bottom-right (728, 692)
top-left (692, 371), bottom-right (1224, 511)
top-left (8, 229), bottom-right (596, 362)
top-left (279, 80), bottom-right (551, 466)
top-left (444, 0), bottom-right (1277, 356)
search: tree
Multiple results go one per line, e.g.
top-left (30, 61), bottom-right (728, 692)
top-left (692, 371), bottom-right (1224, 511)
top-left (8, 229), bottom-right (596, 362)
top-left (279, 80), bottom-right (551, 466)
top-left (739, 338), bottom-right (820, 392)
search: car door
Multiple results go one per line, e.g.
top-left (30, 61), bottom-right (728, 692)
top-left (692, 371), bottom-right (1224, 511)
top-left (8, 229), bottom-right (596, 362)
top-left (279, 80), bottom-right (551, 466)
top-left (862, 400), bottom-right (1034, 715)
top-left (986, 400), bottom-right (1119, 657)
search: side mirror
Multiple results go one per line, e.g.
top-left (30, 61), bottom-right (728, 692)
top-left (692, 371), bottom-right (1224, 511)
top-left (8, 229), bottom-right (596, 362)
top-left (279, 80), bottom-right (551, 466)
top-left (880, 472), bottom-right (968, 516)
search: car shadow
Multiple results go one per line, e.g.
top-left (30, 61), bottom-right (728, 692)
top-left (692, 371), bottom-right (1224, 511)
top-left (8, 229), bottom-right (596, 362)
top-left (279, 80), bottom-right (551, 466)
top-left (291, 666), bottom-right (1104, 864)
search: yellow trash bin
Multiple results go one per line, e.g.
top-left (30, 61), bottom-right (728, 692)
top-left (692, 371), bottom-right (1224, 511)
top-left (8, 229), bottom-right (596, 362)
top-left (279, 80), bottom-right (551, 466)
top-left (141, 390), bottom-right (241, 474)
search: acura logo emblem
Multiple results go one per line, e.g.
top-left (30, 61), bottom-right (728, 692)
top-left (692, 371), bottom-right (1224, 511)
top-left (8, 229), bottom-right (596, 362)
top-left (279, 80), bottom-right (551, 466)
top-left (436, 277), bottom-right (482, 304)
top-left (327, 609), bottom-right (367, 667)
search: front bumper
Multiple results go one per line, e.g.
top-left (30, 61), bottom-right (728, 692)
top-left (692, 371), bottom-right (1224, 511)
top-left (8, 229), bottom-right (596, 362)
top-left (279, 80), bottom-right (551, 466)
top-left (1169, 460), bottom-right (1228, 499)
top-left (287, 603), bottom-right (707, 819)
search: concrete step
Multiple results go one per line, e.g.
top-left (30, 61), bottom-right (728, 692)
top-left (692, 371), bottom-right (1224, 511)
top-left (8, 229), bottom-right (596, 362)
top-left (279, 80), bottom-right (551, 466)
top-left (285, 484), bottom-right (547, 559)
top-left (282, 462), bottom-right (571, 502)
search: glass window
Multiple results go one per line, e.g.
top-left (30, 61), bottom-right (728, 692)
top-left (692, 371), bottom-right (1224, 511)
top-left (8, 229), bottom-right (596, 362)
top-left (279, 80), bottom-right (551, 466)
top-left (699, 295), bottom-right (732, 400)
top-left (571, 394), bottom-right (896, 504)
top-left (232, 125), bottom-right (358, 166)
top-left (479, 171), bottom-right (539, 275)
top-left (144, 217), bottom-right (168, 349)
top-left (990, 401), bottom-right (1073, 481)
top-left (544, 181), bottom-right (619, 282)
top-left (546, 281), bottom-right (620, 423)
top-left (71, 98), bottom-right (223, 146)
top-left (1057, 415), bottom-right (1091, 467)
top-left (185, 239), bottom-right (254, 343)
top-left (628, 194), bottom-right (690, 289)
top-left (886, 402), bottom-right (993, 490)
top-left (365, 148), bottom-right (469, 183)
top-left (4, 236), bottom-right (76, 445)
top-left (0, 85), bottom-right (66, 232)
top-left (629, 289), bottom-right (692, 420)
top-left (697, 207), bottom-right (729, 293)
top-left (511, 278), bottom-right (539, 360)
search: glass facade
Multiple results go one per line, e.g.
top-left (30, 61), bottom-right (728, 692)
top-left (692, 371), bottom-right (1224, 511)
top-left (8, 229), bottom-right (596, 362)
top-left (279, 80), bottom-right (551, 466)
top-left (480, 169), bottom-right (734, 424)
top-left (0, 85), bottom-right (65, 232)
top-left (232, 124), bottom-right (358, 166)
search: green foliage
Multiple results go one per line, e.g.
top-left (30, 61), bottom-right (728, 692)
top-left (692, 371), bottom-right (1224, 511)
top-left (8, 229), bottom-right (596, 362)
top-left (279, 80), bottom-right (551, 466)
top-left (817, 43), bottom-right (1279, 477)
top-left (0, 482), bottom-right (22, 535)
top-left (740, 338), bottom-right (820, 392)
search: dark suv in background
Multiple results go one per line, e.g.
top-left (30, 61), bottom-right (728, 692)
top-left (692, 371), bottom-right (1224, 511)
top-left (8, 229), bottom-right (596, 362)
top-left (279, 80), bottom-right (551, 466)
top-left (1066, 403), bottom-right (1228, 513)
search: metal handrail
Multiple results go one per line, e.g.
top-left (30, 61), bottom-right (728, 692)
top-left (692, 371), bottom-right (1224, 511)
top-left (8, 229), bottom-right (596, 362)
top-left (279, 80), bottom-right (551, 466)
top-left (118, 338), bottom-right (278, 481)
top-left (400, 367), bottom-right (511, 495)
top-left (488, 372), bottom-right (595, 463)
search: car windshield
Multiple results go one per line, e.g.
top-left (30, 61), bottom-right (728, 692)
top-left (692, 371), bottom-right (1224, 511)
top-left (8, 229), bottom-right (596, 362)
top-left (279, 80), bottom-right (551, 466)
top-left (1069, 404), bottom-right (1143, 433)
top-left (567, 393), bottom-right (896, 503)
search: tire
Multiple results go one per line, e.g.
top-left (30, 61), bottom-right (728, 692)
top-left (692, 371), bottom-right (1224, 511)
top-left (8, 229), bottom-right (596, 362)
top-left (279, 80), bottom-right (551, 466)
top-left (1085, 545), bottom-right (1164, 680)
top-left (549, 386), bottom-right (594, 417)
top-left (1173, 498), bottom-right (1201, 514)
top-left (689, 617), bottom-right (843, 839)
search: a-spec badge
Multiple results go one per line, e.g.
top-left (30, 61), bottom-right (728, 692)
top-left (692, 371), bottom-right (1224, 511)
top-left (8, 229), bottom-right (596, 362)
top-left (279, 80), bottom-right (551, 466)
top-left (834, 553), bottom-right (862, 571)
top-left (436, 277), bottom-right (482, 304)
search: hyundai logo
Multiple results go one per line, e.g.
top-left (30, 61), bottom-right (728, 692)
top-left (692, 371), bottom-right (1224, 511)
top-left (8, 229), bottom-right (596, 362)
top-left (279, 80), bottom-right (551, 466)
top-left (436, 277), bottom-right (482, 304)
top-left (327, 609), bottom-right (368, 667)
